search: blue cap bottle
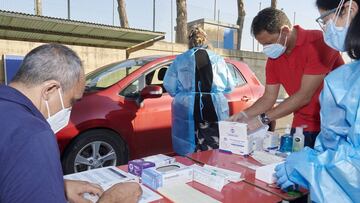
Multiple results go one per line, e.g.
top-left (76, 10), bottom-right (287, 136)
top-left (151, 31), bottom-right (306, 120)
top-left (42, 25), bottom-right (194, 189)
top-left (279, 124), bottom-right (293, 153)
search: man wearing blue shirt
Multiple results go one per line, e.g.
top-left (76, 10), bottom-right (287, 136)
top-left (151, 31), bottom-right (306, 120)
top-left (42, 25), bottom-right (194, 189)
top-left (0, 44), bottom-right (141, 203)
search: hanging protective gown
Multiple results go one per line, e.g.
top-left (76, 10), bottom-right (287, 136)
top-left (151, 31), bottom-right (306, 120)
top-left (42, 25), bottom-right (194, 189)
top-left (280, 60), bottom-right (360, 203)
top-left (163, 47), bottom-right (235, 156)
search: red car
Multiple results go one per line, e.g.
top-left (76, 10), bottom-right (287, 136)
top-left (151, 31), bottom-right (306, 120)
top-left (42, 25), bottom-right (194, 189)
top-left (58, 55), bottom-right (264, 174)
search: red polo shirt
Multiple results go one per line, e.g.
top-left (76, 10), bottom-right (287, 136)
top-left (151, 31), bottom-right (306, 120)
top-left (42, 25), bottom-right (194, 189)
top-left (266, 25), bottom-right (344, 132)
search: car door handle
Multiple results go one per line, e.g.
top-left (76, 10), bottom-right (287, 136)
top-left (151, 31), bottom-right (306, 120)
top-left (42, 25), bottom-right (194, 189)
top-left (241, 96), bottom-right (251, 102)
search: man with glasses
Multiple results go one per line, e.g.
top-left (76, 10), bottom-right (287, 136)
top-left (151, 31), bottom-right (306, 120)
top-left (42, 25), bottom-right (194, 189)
top-left (230, 8), bottom-right (344, 148)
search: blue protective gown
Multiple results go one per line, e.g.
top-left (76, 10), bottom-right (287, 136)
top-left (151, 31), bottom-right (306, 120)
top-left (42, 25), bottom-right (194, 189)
top-left (163, 47), bottom-right (235, 155)
top-left (284, 60), bottom-right (360, 203)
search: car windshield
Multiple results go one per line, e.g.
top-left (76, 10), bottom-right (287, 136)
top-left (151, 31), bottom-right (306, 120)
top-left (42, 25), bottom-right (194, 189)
top-left (85, 56), bottom-right (159, 90)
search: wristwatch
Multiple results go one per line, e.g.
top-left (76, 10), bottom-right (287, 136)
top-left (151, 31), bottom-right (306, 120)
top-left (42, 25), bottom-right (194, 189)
top-left (260, 113), bottom-right (271, 125)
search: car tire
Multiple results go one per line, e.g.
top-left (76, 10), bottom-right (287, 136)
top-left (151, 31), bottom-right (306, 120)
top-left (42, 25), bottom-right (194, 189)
top-left (61, 129), bottom-right (128, 175)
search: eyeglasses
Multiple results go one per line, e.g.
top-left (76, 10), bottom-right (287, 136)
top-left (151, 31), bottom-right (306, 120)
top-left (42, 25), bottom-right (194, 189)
top-left (316, 8), bottom-right (337, 31)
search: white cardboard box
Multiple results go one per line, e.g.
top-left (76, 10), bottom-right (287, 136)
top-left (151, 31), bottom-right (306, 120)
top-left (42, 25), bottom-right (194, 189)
top-left (142, 154), bottom-right (176, 167)
top-left (219, 121), bottom-right (255, 155)
top-left (141, 162), bottom-right (193, 190)
top-left (191, 164), bottom-right (228, 191)
top-left (255, 162), bottom-right (283, 184)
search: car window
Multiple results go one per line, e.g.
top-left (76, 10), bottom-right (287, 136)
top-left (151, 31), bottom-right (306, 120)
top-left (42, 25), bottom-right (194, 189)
top-left (120, 79), bottom-right (140, 98)
top-left (94, 67), bottom-right (139, 89)
top-left (226, 63), bottom-right (247, 87)
top-left (145, 65), bottom-right (169, 93)
top-left (85, 58), bottom-right (156, 90)
top-left (120, 63), bottom-right (171, 98)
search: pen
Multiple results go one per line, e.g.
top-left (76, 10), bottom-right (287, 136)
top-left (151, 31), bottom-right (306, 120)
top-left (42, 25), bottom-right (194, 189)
top-left (184, 155), bottom-right (205, 166)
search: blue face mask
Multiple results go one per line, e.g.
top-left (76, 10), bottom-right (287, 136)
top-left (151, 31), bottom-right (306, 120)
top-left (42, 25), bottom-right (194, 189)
top-left (263, 33), bottom-right (287, 59)
top-left (323, 0), bottom-right (352, 52)
top-left (324, 19), bottom-right (349, 52)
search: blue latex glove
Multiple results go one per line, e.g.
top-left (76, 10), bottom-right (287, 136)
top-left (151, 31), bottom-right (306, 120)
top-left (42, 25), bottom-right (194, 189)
top-left (275, 163), bottom-right (296, 191)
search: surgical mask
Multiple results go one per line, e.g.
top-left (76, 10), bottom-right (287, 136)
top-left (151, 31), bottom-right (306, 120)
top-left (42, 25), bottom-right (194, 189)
top-left (263, 33), bottom-right (288, 59)
top-left (45, 89), bottom-right (72, 133)
top-left (323, 0), bottom-right (352, 51)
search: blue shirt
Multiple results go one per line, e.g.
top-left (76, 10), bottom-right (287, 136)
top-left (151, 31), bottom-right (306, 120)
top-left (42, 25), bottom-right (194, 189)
top-left (0, 85), bottom-right (66, 203)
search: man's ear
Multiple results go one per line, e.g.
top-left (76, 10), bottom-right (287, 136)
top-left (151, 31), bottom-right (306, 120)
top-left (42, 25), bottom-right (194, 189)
top-left (280, 26), bottom-right (291, 37)
top-left (41, 80), bottom-right (60, 101)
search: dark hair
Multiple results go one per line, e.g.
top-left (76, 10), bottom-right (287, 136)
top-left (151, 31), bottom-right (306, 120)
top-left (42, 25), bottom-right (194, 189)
top-left (316, 0), bottom-right (360, 59)
top-left (251, 8), bottom-right (292, 36)
top-left (316, 0), bottom-right (343, 10)
top-left (11, 43), bottom-right (83, 90)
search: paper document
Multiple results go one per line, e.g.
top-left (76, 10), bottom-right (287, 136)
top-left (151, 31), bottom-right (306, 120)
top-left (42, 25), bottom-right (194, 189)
top-left (251, 151), bottom-right (285, 165)
top-left (157, 183), bottom-right (221, 203)
top-left (64, 166), bottom-right (162, 203)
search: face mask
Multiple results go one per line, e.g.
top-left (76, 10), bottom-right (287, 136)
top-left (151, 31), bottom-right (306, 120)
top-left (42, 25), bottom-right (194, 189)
top-left (323, 0), bottom-right (352, 51)
top-left (263, 33), bottom-right (288, 59)
top-left (45, 89), bottom-right (72, 134)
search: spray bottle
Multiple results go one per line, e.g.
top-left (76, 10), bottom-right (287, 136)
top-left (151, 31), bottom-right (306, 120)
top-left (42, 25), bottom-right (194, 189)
top-left (279, 124), bottom-right (293, 153)
top-left (292, 126), bottom-right (305, 152)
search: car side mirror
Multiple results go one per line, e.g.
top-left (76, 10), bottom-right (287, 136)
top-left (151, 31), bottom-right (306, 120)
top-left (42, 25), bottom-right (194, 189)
top-left (140, 85), bottom-right (163, 99)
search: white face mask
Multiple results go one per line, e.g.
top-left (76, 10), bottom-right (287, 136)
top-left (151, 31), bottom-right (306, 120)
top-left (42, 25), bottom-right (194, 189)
top-left (263, 32), bottom-right (288, 59)
top-left (323, 0), bottom-right (352, 51)
top-left (45, 89), bottom-right (72, 134)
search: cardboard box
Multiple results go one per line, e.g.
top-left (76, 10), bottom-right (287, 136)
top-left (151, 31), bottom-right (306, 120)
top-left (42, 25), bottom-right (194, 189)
top-left (128, 159), bottom-right (156, 177)
top-left (191, 164), bottom-right (227, 191)
top-left (141, 162), bottom-right (193, 190)
top-left (142, 154), bottom-right (176, 167)
top-left (263, 131), bottom-right (280, 150)
top-left (219, 121), bottom-right (255, 155)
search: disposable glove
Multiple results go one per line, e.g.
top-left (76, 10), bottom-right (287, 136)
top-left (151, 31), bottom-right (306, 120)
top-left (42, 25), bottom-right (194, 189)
top-left (275, 163), bottom-right (296, 191)
top-left (228, 111), bottom-right (248, 122)
top-left (228, 112), bottom-right (266, 133)
top-left (245, 115), bottom-right (266, 133)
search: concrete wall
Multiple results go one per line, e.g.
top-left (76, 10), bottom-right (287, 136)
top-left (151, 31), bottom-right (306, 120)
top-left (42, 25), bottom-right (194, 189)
top-left (0, 39), bottom-right (270, 94)
top-left (0, 39), bottom-right (127, 83)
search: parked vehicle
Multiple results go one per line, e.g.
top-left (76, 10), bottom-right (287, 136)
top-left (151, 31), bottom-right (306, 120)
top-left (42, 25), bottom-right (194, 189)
top-left (58, 55), bottom-right (264, 174)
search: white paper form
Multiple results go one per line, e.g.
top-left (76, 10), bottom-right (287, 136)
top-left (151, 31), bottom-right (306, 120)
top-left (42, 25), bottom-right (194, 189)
top-left (64, 166), bottom-right (162, 203)
top-left (251, 151), bottom-right (284, 165)
top-left (157, 183), bottom-right (221, 203)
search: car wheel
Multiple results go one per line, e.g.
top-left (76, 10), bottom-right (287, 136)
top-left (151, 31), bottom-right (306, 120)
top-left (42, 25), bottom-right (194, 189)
top-left (61, 129), bottom-right (128, 175)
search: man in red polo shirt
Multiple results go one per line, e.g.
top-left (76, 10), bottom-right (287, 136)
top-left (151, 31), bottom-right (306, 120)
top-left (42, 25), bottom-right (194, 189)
top-left (230, 8), bottom-right (344, 148)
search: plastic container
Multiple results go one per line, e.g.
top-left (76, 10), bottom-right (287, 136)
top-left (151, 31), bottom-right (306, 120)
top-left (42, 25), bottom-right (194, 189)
top-left (292, 126), bottom-right (305, 152)
top-left (279, 124), bottom-right (293, 153)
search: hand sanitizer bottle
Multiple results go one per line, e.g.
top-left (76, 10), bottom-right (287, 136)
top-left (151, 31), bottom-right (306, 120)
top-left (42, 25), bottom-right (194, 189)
top-left (292, 126), bottom-right (305, 152)
top-left (279, 124), bottom-right (293, 153)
